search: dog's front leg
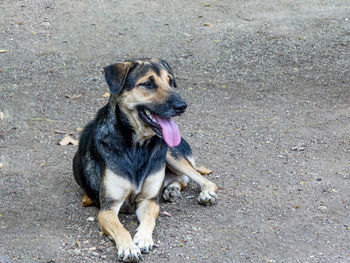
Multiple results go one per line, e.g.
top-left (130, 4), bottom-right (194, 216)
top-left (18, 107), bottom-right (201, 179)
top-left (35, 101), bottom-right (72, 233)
top-left (166, 154), bottom-right (217, 205)
top-left (98, 169), bottom-right (141, 262)
top-left (133, 199), bottom-right (159, 253)
top-left (98, 207), bottom-right (141, 262)
top-left (133, 167), bottom-right (164, 253)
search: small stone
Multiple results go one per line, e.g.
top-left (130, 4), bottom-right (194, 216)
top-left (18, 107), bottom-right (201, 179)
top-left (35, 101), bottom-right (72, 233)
top-left (87, 217), bottom-right (95, 222)
top-left (318, 205), bottom-right (328, 211)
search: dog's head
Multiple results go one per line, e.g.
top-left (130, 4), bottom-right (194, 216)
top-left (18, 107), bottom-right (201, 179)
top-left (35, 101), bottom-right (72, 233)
top-left (103, 58), bottom-right (187, 147)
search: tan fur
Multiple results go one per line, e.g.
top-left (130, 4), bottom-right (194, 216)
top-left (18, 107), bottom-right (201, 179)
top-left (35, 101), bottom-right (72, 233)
top-left (166, 152), bottom-right (217, 193)
top-left (104, 169), bottom-right (133, 201)
top-left (98, 208), bottom-right (134, 247)
top-left (118, 69), bottom-right (175, 144)
top-left (133, 199), bottom-right (160, 252)
top-left (100, 168), bottom-right (166, 256)
top-left (135, 166), bottom-right (165, 203)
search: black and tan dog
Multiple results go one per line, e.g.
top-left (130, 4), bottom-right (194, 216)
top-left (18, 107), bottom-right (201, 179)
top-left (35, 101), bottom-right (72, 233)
top-left (73, 58), bottom-right (217, 262)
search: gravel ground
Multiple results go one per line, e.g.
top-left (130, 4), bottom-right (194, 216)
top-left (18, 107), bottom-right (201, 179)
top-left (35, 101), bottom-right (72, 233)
top-left (0, 0), bottom-right (349, 262)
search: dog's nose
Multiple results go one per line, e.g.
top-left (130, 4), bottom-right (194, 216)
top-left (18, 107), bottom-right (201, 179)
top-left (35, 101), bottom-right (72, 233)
top-left (173, 101), bottom-right (187, 114)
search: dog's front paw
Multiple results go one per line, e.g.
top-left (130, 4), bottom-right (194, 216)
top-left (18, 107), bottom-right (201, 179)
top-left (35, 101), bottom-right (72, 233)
top-left (198, 183), bottom-right (218, 206)
top-left (163, 183), bottom-right (181, 202)
top-left (117, 242), bottom-right (142, 262)
top-left (133, 232), bottom-right (154, 254)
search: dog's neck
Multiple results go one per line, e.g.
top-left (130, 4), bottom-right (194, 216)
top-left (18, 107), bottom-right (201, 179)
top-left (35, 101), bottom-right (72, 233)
top-left (108, 96), bottom-right (156, 146)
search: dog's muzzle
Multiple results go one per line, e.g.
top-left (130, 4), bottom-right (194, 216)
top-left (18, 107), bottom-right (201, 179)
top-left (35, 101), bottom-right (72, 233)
top-left (137, 95), bottom-right (187, 147)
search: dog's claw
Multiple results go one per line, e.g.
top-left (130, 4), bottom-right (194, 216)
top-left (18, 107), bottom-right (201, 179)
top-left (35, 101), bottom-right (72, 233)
top-left (133, 233), bottom-right (154, 254)
top-left (198, 189), bottom-right (217, 206)
top-left (117, 243), bottom-right (141, 262)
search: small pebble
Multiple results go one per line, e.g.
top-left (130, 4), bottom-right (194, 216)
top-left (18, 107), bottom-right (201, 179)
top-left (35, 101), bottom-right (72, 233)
top-left (87, 217), bottom-right (95, 222)
top-left (319, 205), bottom-right (328, 211)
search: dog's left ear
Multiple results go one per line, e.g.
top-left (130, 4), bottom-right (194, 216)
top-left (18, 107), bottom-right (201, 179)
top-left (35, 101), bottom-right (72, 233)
top-left (103, 62), bottom-right (135, 95)
top-left (160, 59), bottom-right (174, 75)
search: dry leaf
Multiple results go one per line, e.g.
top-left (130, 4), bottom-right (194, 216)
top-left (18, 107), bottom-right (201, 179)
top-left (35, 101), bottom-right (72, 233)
top-left (0, 112), bottom-right (4, 120)
top-left (58, 136), bottom-right (78, 145)
top-left (103, 92), bottom-right (110, 98)
top-left (0, 163), bottom-right (3, 169)
top-left (76, 127), bottom-right (83, 132)
top-left (160, 211), bottom-right (172, 217)
top-left (76, 240), bottom-right (81, 249)
top-left (82, 195), bottom-right (94, 207)
top-left (65, 93), bottom-right (83, 99)
top-left (196, 165), bottom-right (212, 175)
top-left (0, 50), bottom-right (9, 53)
top-left (203, 22), bottom-right (212, 27)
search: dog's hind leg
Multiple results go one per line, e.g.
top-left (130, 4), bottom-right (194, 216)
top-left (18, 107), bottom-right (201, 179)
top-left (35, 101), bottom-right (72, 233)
top-left (98, 169), bottom-right (142, 262)
top-left (162, 169), bottom-right (189, 202)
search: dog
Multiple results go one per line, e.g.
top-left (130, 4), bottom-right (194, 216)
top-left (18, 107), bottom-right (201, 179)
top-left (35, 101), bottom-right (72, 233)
top-left (73, 58), bottom-right (218, 262)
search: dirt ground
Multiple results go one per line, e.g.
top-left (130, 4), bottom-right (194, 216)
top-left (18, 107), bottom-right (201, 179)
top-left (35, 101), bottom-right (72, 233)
top-left (1, 0), bottom-right (349, 262)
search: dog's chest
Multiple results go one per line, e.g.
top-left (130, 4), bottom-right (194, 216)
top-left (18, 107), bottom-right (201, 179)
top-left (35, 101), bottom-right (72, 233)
top-left (116, 139), bottom-right (167, 185)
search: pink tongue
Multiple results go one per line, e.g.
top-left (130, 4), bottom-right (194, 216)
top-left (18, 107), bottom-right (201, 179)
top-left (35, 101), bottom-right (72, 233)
top-left (153, 115), bottom-right (181, 147)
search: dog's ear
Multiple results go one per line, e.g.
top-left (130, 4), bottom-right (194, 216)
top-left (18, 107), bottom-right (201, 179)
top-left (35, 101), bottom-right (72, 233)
top-left (160, 59), bottom-right (173, 75)
top-left (103, 62), bottom-right (135, 95)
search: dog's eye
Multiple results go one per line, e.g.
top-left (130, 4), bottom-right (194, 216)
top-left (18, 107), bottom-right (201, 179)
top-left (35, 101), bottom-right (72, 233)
top-left (141, 82), bottom-right (154, 89)
top-left (169, 78), bottom-right (177, 88)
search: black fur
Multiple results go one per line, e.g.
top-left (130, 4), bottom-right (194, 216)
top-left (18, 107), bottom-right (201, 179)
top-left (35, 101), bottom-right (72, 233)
top-left (169, 138), bottom-right (192, 160)
top-left (73, 102), bottom-right (168, 205)
top-left (73, 59), bottom-right (190, 207)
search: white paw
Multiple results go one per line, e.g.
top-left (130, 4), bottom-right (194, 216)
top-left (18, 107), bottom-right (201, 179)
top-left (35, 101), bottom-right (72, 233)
top-left (133, 232), bottom-right (154, 254)
top-left (117, 242), bottom-right (142, 262)
top-left (198, 189), bottom-right (217, 206)
top-left (163, 184), bottom-right (181, 202)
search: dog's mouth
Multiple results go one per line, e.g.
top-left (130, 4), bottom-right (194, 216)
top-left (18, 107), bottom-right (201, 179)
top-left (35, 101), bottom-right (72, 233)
top-left (137, 107), bottom-right (181, 147)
